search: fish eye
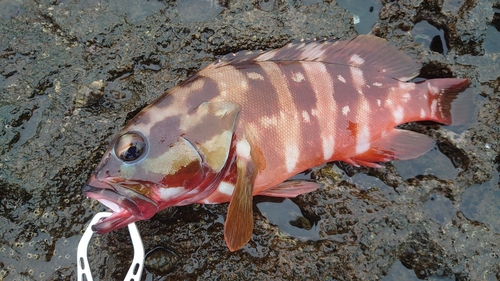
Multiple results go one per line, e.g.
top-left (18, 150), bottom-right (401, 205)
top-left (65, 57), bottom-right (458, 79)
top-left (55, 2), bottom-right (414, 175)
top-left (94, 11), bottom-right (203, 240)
top-left (115, 132), bottom-right (146, 162)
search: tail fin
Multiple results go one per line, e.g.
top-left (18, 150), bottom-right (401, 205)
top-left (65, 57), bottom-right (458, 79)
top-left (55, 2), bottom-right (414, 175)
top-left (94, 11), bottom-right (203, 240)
top-left (426, 78), bottom-right (472, 125)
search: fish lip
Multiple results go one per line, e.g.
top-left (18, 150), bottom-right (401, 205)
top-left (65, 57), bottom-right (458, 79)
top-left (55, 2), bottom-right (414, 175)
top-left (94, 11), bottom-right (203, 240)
top-left (90, 208), bottom-right (137, 234)
top-left (84, 175), bottom-right (159, 233)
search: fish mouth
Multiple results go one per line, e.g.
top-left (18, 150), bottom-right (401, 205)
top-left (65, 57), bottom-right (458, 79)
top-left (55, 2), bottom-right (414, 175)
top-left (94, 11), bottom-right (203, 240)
top-left (83, 175), bottom-right (159, 234)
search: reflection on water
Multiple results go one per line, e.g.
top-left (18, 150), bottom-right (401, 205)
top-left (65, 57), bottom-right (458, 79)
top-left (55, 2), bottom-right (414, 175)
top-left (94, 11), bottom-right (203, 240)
top-left (423, 193), bottom-right (455, 225)
top-left (459, 167), bottom-right (500, 233)
top-left (166, 0), bottom-right (226, 23)
top-left (412, 20), bottom-right (448, 55)
top-left (483, 9), bottom-right (500, 55)
top-left (0, 0), bottom-right (32, 21)
top-left (382, 260), bottom-right (455, 281)
top-left (256, 198), bottom-right (321, 241)
top-left (336, 0), bottom-right (382, 34)
top-left (393, 147), bottom-right (458, 181)
top-left (0, 232), bottom-right (81, 280)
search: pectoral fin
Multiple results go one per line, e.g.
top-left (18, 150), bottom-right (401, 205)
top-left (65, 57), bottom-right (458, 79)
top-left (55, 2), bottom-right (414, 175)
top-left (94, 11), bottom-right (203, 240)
top-left (224, 157), bottom-right (255, 252)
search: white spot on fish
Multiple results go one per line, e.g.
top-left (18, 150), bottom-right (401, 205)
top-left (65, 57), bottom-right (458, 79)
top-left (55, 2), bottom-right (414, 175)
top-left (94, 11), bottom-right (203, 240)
top-left (356, 124), bottom-right (370, 154)
top-left (337, 75), bottom-right (346, 83)
top-left (236, 138), bottom-right (251, 160)
top-left (305, 60), bottom-right (329, 78)
top-left (247, 72), bottom-right (264, 80)
top-left (218, 181), bottom-right (235, 196)
top-left (402, 92), bottom-right (411, 102)
top-left (349, 54), bottom-right (364, 65)
top-left (291, 72), bottom-right (305, 83)
top-left (302, 110), bottom-right (310, 123)
top-left (386, 99), bottom-right (393, 106)
top-left (322, 135), bottom-right (335, 160)
top-left (159, 186), bottom-right (185, 200)
top-left (342, 105), bottom-right (350, 116)
top-left (430, 99), bottom-right (438, 117)
top-left (393, 106), bottom-right (404, 124)
top-left (350, 66), bottom-right (366, 91)
top-left (420, 108), bottom-right (426, 118)
top-left (399, 82), bottom-right (416, 90)
top-left (311, 108), bottom-right (319, 117)
top-left (285, 143), bottom-right (299, 173)
top-left (373, 82), bottom-right (383, 87)
top-left (377, 99), bottom-right (381, 106)
top-left (428, 83), bottom-right (439, 95)
top-left (260, 115), bottom-right (278, 128)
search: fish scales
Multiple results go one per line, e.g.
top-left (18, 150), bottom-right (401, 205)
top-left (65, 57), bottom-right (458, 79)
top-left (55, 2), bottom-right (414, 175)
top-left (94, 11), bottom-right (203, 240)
top-left (83, 35), bottom-right (472, 251)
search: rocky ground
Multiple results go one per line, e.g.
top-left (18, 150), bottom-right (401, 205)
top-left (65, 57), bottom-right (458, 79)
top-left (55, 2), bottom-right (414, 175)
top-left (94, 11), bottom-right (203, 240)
top-left (0, 0), bottom-right (499, 280)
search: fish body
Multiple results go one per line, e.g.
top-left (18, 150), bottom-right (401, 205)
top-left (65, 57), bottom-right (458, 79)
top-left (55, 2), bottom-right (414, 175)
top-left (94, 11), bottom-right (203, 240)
top-left (84, 35), bottom-right (471, 251)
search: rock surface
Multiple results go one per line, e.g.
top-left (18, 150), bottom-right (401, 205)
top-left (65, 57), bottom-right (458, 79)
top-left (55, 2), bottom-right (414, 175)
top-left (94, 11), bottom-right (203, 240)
top-left (1, 0), bottom-right (499, 280)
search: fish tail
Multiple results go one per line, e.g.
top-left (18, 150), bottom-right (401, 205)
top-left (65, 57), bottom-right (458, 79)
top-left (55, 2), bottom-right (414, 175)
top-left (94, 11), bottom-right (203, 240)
top-left (425, 78), bottom-right (472, 125)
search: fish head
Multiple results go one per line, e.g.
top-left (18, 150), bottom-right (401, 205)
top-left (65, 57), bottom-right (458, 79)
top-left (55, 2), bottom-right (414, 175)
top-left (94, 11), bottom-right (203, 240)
top-left (84, 100), bottom-right (241, 234)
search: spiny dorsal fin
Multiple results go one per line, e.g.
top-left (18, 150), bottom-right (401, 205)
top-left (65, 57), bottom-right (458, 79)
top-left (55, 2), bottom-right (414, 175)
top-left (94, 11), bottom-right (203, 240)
top-left (208, 35), bottom-right (421, 82)
top-left (211, 50), bottom-right (265, 68)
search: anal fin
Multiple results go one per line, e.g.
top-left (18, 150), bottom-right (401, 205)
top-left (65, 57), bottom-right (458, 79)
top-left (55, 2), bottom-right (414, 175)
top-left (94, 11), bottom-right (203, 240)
top-left (350, 129), bottom-right (435, 166)
top-left (224, 157), bottom-right (255, 252)
top-left (346, 159), bottom-right (383, 168)
top-left (258, 180), bottom-right (321, 198)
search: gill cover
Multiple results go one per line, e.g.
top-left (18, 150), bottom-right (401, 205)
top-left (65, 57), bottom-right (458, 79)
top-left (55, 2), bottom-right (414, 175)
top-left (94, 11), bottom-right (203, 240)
top-left (116, 101), bottom-right (241, 186)
top-left (152, 101), bottom-right (242, 203)
top-left (185, 101), bottom-right (241, 173)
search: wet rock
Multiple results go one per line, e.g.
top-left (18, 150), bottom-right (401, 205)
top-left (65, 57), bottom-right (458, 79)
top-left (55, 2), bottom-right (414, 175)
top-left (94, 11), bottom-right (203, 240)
top-left (412, 20), bottom-right (448, 55)
top-left (1, 0), bottom-right (500, 280)
top-left (75, 80), bottom-right (105, 107)
top-left (144, 247), bottom-right (180, 275)
top-left (154, 207), bottom-right (178, 221)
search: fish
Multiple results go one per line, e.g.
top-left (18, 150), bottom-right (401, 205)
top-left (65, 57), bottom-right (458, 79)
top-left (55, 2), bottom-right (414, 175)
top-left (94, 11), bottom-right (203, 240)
top-left (83, 35), bottom-right (472, 251)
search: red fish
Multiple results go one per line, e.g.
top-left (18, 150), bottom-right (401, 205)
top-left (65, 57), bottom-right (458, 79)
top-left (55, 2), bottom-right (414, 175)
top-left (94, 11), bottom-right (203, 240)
top-left (84, 35), bottom-right (471, 251)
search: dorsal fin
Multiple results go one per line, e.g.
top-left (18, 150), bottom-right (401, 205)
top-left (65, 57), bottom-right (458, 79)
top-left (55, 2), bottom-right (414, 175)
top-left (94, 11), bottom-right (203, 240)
top-left (208, 35), bottom-right (421, 82)
top-left (210, 50), bottom-right (266, 68)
